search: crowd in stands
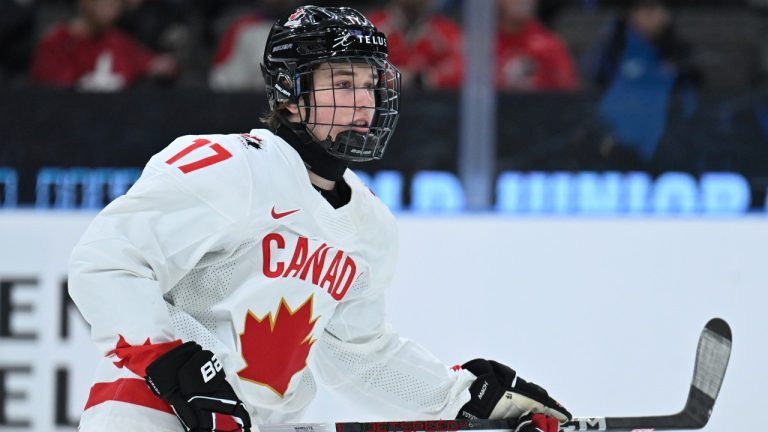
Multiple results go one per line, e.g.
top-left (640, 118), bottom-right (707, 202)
top-left (2, 0), bottom-right (767, 175)
top-left (2, 0), bottom-right (764, 93)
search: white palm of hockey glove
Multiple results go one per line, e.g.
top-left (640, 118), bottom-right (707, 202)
top-left (455, 359), bottom-right (571, 423)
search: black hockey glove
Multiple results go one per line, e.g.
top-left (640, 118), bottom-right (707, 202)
top-left (455, 359), bottom-right (571, 423)
top-left (145, 341), bottom-right (251, 432)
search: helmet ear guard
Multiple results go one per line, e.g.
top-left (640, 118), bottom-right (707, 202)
top-left (261, 63), bottom-right (298, 107)
top-left (274, 72), bottom-right (294, 101)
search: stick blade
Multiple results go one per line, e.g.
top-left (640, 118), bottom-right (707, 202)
top-left (682, 317), bottom-right (732, 428)
top-left (563, 318), bottom-right (733, 431)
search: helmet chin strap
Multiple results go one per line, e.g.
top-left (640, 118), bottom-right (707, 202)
top-left (275, 116), bottom-right (349, 182)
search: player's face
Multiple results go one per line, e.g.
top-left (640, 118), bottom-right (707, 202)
top-left (630, 4), bottom-right (671, 40)
top-left (497, 0), bottom-right (537, 22)
top-left (301, 62), bottom-right (378, 142)
top-left (80, 0), bottom-right (124, 29)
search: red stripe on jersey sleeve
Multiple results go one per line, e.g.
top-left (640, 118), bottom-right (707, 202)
top-left (84, 378), bottom-right (174, 414)
top-left (108, 335), bottom-right (182, 377)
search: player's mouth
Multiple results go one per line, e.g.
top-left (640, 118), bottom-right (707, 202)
top-left (349, 119), bottom-right (370, 133)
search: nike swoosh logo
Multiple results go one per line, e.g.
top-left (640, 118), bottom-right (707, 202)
top-left (271, 206), bottom-right (301, 219)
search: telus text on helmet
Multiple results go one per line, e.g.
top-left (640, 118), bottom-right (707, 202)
top-left (332, 33), bottom-right (387, 49)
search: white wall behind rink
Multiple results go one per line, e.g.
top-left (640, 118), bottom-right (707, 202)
top-left (0, 211), bottom-right (765, 431)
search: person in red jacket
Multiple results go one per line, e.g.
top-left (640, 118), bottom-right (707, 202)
top-left (495, 0), bottom-right (579, 91)
top-left (368, 0), bottom-right (463, 90)
top-left (30, 0), bottom-right (177, 91)
top-left (209, 0), bottom-right (300, 91)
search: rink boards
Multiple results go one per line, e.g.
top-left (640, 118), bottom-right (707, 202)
top-left (0, 212), bottom-right (764, 431)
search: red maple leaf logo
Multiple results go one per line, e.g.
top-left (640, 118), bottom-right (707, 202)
top-left (108, 335), bottom-right (182, 377)
top-left (288, 9), bottom-right (305, 22)
top-left (237, 296), bottom-right (319, 396)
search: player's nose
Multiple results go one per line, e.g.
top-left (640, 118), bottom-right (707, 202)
top-left (354, 88), bottom-right (375, 109)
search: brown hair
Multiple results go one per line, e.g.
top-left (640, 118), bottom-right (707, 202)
top-left (259, 103), bottom-right (294, 131)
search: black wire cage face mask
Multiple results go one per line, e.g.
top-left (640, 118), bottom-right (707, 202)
top-left (293, 57), bottom-right (401, 162)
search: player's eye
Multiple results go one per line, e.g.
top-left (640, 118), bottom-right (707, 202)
top-left (335, 80), bottom-right (353, 89)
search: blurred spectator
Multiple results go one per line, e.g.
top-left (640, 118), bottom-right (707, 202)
top-left (30, 0), bottom-right (178, 91)
top-left (209, 0), bottom-right (300, 91)
top-left (495, 0), bottom-right (580, 92)
top-left (0, 0), bottom-right (36, 85)
top-left (116, 0), bottom-right (194, 73)
top-left (537, 0), bottom-right (581, 27)
top-left (118, 0), bottom-right (189, 52)
top-left (368, 0), bottom-right (463, 90)
top-left (583, 0), bottom-right (701, 163)
top-left (117, 0), bottom-right (201, 85)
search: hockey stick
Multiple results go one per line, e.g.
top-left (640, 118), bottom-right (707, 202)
top-left (558, 317), bottom-right (732, 431)
top-left (259, 318), bottom-right (731, 432)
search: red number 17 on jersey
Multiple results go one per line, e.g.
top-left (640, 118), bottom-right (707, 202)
top-left (165, 138), bottom-right (233, 174)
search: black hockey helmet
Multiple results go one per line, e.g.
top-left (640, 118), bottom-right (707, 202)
top-left (261, 5), bottom-right (401, 162)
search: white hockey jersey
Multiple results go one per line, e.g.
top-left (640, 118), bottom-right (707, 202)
top-left (69, 129), bottom-right (475, 431)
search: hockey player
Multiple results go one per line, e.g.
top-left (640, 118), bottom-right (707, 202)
top-left (69, 5), bottom-right (571, 432)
